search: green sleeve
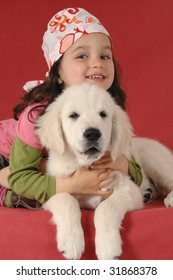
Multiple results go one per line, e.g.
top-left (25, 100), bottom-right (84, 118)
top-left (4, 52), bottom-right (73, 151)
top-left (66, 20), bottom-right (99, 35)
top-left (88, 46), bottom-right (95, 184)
top-left (8, 136), bottom-right (56, 203)
top-left (128, 156), bottom-right (143, 186)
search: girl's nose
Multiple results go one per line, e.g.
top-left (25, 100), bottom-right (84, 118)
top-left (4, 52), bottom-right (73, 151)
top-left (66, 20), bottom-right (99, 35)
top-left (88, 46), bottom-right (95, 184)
top-left (90, 58), bottom-right (103, 68)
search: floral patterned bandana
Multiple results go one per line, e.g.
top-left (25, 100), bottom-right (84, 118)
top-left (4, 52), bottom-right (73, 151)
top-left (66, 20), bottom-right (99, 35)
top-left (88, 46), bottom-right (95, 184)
top-left (23, 7), bottom-right (110, 92)
top-left (42, 7), bottom-right (110, 69)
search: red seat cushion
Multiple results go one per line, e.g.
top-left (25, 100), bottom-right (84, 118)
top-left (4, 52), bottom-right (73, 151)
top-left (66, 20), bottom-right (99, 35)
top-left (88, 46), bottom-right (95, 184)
top-left (0, 199), bottom-right (172, 260)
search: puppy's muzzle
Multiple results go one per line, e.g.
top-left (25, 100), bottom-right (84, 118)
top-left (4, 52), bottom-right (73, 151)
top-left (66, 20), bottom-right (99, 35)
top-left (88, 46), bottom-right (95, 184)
top-left (83, 128), bottom-right (101, 156)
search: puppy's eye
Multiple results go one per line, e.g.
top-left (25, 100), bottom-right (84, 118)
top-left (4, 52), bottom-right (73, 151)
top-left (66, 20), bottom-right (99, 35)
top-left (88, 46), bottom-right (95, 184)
top-left (69, 112), bottom-right (79, 119)
top-left (99, 111), bottom-right (107, 118)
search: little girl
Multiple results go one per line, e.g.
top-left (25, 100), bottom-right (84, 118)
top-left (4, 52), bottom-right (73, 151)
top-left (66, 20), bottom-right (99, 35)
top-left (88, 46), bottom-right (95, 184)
top-left (0, 7), bottom-right (142, 208)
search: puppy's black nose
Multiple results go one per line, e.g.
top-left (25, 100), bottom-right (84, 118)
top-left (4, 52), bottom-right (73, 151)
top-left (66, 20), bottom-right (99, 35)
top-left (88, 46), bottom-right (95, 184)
top-left (83, 128), bottom-right (101, 141)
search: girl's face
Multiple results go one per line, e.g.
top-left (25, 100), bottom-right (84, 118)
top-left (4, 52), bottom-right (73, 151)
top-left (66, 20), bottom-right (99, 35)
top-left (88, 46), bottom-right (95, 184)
top-left (58, 33), bottom-right (114, 90)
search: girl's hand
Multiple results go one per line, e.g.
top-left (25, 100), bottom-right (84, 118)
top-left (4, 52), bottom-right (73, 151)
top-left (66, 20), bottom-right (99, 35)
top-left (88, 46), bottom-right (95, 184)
top-left (56, 167), bottom-right (116, 196)
top-left (91, 152), bottom-right (129, 175)
top-left (0, 166), bottom-right (10, 189)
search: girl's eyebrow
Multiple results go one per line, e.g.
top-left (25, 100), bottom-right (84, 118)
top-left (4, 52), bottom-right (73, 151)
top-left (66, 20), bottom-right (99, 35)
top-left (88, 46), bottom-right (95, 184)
top-left (72, 46), bottom-right (89, 53)
top-left (72, 45), bottom-right (112, 53)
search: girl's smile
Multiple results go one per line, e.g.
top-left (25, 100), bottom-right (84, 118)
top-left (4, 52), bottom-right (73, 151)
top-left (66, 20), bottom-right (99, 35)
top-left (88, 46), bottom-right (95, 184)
top-left (59, 33), bottom-right (114, 90)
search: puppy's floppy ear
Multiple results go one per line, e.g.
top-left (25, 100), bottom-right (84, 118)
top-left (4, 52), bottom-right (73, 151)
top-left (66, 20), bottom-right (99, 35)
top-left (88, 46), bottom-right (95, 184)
top-left (110, 104), bottom-right (133, 160)
top-left (36, 100), bottom-right (65, 155)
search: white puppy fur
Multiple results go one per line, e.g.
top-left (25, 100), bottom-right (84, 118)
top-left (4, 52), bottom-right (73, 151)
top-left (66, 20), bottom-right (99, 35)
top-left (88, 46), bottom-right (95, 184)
top-left (36, 83), bottom-right (173, 260)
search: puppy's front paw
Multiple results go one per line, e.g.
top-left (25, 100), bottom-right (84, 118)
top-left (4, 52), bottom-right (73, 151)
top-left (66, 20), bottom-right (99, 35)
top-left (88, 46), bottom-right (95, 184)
top-left (164, 191), bottom-right (173, 207)
top-left (142, 184), bottom-right (159, 203)
top-left (140, 178), bottom-right (162, 204)
top-left (143, 187), bottom-right (154, 203)
top-left (57, 224), bottom-right (85, 260)
top-left (95, 230), bottom-right (122, 260)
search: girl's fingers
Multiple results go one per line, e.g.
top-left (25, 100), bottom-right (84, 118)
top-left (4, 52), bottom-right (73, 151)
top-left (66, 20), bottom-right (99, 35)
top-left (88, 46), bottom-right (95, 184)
top-left (91, 158), bottom-right (113, 169)
top-left (92, 152), bottom-right (111, 163)
top-left (99, 175), bottom-right (116, 188)
top-left (94, 189), bottom-right (113, 196)
top-left (94, 155), bottom-right (111, 164)
top-left (91, 163), bottom-right (110, 169)
top-left (96, 169), bottom-right (116, 195)
top-left (98, 168), bottom-right (113, 180)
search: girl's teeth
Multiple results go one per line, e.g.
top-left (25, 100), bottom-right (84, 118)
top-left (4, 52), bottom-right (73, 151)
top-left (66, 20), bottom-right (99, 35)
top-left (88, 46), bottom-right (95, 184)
top-left (88, 76), bottom-right (103, 79)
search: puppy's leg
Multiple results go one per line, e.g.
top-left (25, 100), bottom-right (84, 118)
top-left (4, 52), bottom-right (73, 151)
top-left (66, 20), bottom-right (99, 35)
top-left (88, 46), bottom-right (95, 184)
top-left (137, 139), bottom-right (173, 202)
top-left (164, 191), bottom-right (173, 207)
top-left (94, 174), bottom-right (143, 260)
top-left (140, 177), bottom-right (162, 203)
top-left (43, 193), bottom-right (85, 259)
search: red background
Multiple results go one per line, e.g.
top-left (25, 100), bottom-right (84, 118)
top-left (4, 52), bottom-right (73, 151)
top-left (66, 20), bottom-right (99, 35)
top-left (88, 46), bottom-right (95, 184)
top-left (0, 0), bottom-right (173, 148)
top-left (0, 1), bottom-right (173, 260)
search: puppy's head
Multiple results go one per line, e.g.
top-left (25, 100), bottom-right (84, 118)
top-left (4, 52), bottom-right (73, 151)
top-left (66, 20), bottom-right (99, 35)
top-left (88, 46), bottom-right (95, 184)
top-left (36, 83), bottom-right (133, 165)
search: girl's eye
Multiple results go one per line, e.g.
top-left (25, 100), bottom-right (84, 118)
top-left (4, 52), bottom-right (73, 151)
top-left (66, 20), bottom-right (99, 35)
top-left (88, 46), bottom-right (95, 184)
top-left (101, 55), bottom-right (110, 60)
top-left (77, 54), bottom-right (87, 59)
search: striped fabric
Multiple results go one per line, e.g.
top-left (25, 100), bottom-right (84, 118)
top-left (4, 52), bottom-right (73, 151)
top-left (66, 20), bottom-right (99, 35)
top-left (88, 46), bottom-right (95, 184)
top-left (0, 153), bottom-right (9, 206)
top-left (0, 186), bottom-right (7, 206)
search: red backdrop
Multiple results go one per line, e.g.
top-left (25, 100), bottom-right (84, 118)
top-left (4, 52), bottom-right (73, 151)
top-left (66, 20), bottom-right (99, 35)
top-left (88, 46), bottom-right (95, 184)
top-left (0, 0), bottom-right (173, 148)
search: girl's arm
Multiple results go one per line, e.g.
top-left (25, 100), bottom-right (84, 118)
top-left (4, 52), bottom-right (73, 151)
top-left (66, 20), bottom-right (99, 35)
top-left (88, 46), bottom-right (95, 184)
top-left (6, 104), bottom-right (113, 205)
top-left (8, 137), bottom-right (114, 204)
top-left (0, 166), bottom-right (10, 189)
top-left (8, 136), bottom-right (56, 203)
top-left (91, 152), bottom-right (143, 186)
top-left (56, 167), bottom-right (115, 196)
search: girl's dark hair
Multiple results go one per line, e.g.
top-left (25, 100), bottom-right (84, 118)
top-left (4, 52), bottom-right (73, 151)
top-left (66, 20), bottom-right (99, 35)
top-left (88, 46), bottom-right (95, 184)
top-left (109, 59), bottom-right (126, 110)
top-left (13, 57), bottom-right (126, 120)
top-left (13, 57), bottom-right (64, 120)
